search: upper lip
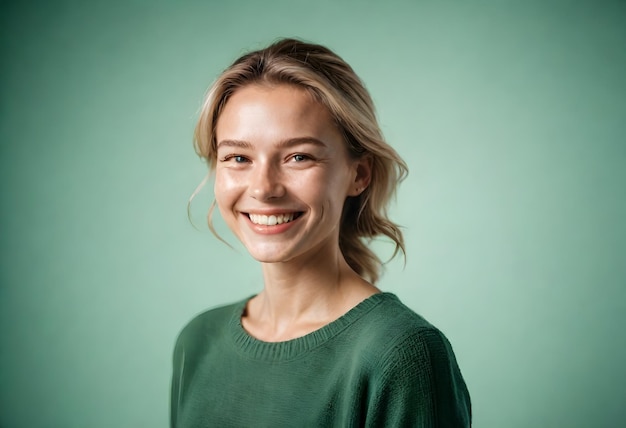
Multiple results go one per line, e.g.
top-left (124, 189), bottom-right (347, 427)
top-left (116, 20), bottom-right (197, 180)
top-left (240, 209), bottom-right (303, 215)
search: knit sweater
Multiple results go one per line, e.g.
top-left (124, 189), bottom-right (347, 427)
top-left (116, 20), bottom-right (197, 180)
top-left (171, 293), bottom-right (471, 427)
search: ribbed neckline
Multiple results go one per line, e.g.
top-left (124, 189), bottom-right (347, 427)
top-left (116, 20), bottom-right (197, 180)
top-left (229, 292), bottom-right (398, 361)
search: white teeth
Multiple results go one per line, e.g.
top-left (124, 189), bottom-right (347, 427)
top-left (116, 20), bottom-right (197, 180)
top-left (249, 213), bottom-right (296, 225)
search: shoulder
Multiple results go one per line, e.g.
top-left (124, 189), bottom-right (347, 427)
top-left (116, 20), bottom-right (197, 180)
top-left (357, 293), bottom-right (443, 351)
top-left (360, 294), bottom-right (472, 425)
top-left (364, 294), bottom-right (460, 365)
top-left (354, 294), bottom-right (468, 396)
top-left (174, 297), bottom-right (248, 353)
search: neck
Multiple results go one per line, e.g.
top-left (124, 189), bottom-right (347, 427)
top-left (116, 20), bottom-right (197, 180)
top-left (260, 252), bottom-right (345, 316)
top-left (245, 244), bottom-right (379, 341)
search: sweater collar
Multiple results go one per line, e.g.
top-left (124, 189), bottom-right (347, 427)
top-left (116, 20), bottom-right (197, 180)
top-left (228, 292), bottom-right (397, 361)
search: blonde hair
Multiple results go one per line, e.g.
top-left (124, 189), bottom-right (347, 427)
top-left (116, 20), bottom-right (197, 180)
top-left (194, 38), bottom-right (407, 284)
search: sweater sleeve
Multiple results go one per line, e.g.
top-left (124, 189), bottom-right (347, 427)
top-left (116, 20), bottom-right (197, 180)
top-left (366, 327), bottom-right (471, 428)
top-left (170, 336), bottom-right (184, 428)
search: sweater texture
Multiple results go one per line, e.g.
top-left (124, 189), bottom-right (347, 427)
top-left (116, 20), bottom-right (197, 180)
top-left (171, 292), bottom-right (471, 427)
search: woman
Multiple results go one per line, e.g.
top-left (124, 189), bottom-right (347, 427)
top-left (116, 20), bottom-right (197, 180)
top-left (172, 38), bottom-right (471, 427)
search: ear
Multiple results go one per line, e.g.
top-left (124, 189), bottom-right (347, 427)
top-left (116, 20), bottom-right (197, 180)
top-left (347, 155), bottom-right (372, 197)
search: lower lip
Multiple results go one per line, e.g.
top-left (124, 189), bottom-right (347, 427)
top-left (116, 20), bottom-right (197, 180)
top-left (244, 214), bottom-right (301, 235)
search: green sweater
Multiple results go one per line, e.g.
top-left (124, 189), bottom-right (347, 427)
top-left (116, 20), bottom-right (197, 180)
top-left (171, 293), bottom-right (471, 427)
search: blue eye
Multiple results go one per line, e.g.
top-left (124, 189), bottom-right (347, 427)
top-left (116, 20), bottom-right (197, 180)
top-left (220, 154), bottom-right (250, 164)
top-left (292, 154), bottom-right (308, 162)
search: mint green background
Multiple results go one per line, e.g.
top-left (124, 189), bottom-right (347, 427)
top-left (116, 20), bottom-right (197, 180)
top-left (1, 1), bottom-right (625, 427)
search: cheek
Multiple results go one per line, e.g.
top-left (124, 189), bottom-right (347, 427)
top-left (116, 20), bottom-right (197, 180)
top-left (214, 170), bottom-right (242, 207)
top-left (294, 170), bottom-right (351, 211)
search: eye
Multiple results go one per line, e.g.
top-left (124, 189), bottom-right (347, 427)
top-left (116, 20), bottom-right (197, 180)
top-left (291, 154), bottom-right (310, 162)
top-left (220, 154), bottom-right (250, 163)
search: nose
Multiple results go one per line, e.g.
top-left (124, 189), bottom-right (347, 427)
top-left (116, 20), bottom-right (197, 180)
top-left (249, 162), bottom-right (285, 201)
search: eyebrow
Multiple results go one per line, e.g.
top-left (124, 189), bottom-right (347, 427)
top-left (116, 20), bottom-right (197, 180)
top-left (216, 137), bottom-right (327, 150)
top-left (216, 139), bottom-right (253, 149)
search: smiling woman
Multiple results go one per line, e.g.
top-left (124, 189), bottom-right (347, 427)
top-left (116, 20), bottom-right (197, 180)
top-left (172, 38), bottom-right (471, 427)
top-left (214, 84), bottom-right (368, 265)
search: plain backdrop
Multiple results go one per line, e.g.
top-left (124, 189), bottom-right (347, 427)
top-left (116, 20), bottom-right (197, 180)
top-left (1, 1), bottom-right (625, 427)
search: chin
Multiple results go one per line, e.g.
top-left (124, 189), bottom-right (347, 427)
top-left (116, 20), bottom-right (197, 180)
top-left (250, 255), bottom-right (294, 265)
top-left (245, 246), bottom-right (294, 264)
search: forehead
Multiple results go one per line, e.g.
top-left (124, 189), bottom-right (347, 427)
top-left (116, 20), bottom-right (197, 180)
top-left (215, 84), bottom-right (341, 145)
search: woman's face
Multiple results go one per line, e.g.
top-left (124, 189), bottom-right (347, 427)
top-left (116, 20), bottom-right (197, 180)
top-left (214, 83), bottom-right (368, 264)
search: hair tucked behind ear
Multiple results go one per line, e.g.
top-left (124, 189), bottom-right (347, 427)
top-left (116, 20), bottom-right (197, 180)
top-left (194, 38), bottom-right (407, 284)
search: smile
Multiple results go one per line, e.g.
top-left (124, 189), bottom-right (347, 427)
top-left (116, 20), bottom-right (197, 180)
top-left (248, 212), bottom-right (302, 226)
